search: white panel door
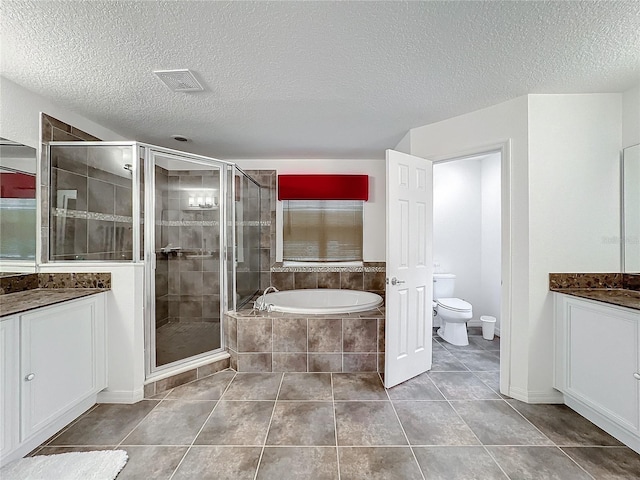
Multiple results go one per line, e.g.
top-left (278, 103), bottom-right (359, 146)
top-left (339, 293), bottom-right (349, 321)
top-left (385, 149), bottom-right (433, 388)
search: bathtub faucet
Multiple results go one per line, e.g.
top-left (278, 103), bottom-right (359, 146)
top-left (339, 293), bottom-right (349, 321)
top-left (255, 286), bottom-right (279, 311)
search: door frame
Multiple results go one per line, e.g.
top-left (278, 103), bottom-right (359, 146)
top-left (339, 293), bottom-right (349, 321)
top-left (142, 144), bottom-right (233, 379)
top-left (428, 140), bottom-right (512, 397)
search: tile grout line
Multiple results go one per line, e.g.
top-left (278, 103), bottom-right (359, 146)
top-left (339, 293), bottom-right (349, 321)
top-left (40, 403), bottom-right (101, 448)
top-left (115, 395), bottom-right (173, 450)
top-left (384, 379), bottom-right (426, 480)
top-left (501, 401), bottom-right (597, 480)
top-left (501, 398), bottom-right (559, 446)
top-left (445, 338), bottom-right (589, 479)
top-left (331, 373), bottom-right (342, 480)
top-left (166, 370), bottom-right (238, 480)
top-left (252, 372), bottom-right (285, 480)
top-left (427, 355), bottom-right (513, 480)
top-left (341, 318), bottom-right (344, 373)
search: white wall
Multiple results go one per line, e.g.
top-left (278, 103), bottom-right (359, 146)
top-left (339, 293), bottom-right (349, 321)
top-left (37, 263), bottom-right (146, 403)
top-left (0, 77), bottom-right (126, 148)
top-left (234, 158), bottom-right (386, 262)
top-left (409, 93), bottom-right (623, 403)
top-left (480, 153), bottom-right (502, 329)
top-left (394, 132), bottom-right (411, 154)
top-left (410, 95), bottom-right (531, 399)
top-left (433, 153), bottom-right (501, 329)
top-left (622, 84), bottom-right (639, 148)
top-left (527, 94), bottom-right (621, 395)
top-left (433, 158), bottom-right (482, 315)
top-left (1, 80), bottom-right (144, 402)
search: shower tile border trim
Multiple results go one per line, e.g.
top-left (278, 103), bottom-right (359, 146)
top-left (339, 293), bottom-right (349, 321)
top-left (52, 207), bottom-right (133, 223)
top-left (271, 262), bottom-right (386, 273)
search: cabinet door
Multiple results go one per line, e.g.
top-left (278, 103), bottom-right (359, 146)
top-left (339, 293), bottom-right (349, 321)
top-left (0, 316), bottom-right (19, 462)
top-left (20, 295), bottom-right (105, 441)
top-left (563, 298), bottom-right (640, 434)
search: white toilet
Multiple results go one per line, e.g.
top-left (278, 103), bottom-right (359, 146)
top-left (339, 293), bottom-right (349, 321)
top-left (433, 273), bottom-right (473, 346)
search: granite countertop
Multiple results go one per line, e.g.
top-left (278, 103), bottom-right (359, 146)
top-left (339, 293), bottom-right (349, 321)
top-left (551, 288), bottom-right (640, 311)
top-left (0, 272), bottom-right (111, 318)
top-left (549, 273), bottom-right (640, 311)
top-left (1, 288), bottom-right (108, 318)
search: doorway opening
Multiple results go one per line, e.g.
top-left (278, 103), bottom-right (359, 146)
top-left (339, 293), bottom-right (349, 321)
top-left (383, 144), bottom-right (511, 395)
top-left (431, 143), bottom-right (510, 397)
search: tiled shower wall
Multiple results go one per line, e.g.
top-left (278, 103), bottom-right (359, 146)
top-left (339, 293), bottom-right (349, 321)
top-left (48, 145), bottom-right (134, 261)
top-left (40, 113), bottom-right (101, 263)
top-left (242, 169), bottom-right (276, 290)
top-left (234, 171), bottom-right (263, 305)
top-left (155, 167), bottom-right (222, 329)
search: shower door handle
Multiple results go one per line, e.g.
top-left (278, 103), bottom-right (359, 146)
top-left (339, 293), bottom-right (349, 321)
top-left (390, 277), bottom-right (405, 286)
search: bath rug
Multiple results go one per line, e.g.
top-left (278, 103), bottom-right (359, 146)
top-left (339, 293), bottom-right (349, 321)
top-left (0, 449), bottom-right (128, 480)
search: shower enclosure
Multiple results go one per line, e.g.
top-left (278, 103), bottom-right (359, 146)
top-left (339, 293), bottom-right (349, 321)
top-left (47, 142), bottom-right (262, 377)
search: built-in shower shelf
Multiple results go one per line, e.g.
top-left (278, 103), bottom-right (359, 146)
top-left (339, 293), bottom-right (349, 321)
top-left (182, 206), bottom-right (219, 211)
top-left (184, 253), bottom-right (218, 259)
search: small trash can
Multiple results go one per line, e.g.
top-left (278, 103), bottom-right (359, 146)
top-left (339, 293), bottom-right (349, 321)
top-left (480, 315), bottom-right (497, 340)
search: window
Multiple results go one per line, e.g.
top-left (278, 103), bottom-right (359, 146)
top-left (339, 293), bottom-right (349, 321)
top-left (283, 200), bottom-right (363, 262)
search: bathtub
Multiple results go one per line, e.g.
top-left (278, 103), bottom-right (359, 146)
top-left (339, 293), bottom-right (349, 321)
top-left (256, 289), bottom-right (383, 315)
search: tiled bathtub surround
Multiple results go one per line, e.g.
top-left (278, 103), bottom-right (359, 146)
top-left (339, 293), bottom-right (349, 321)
top-left (269, 262), bottom-right (386, 297)
top-left (549, 272), bottom-right (640, 310)
top-left (225, 308), bottom-right (385, 373)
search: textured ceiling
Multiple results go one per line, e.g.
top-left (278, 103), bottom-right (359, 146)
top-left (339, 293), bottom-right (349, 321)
top-left (2, 1), bottom-right (639, 159)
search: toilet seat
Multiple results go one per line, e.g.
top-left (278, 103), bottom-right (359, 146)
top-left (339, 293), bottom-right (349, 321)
top-left (436, 297), bottom-right (472, 312)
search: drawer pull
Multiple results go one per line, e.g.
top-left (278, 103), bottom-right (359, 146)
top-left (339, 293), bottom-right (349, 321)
top-left (25, 373), bottom-right (36, 381)
top-left (634, 373), bottom-right (640, 380)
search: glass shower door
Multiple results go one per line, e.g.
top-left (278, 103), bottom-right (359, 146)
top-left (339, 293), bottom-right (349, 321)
top-left (146, 148), bottom-right (224, 371)
top-left (234, 168), bottom-right (262, 307)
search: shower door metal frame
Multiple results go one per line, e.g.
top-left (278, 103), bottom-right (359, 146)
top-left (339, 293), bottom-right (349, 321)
top-left (141, 143), bottom-right (234, 379)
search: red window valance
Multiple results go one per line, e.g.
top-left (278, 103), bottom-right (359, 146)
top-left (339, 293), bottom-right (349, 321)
top-left (0, 172), bottom-right (36, 198)
top-left (278, 174), bottom-right (368, 201)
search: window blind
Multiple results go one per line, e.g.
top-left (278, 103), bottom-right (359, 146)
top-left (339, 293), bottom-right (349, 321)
top-left (283, 200), bottom-right (363, 262)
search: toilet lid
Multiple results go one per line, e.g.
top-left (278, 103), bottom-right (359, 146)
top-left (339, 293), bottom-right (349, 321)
top-left (437, 298), bottom-right (472, 312)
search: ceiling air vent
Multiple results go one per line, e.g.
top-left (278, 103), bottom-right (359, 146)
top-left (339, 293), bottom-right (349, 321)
top-left (153, 69), bottom-right (204, 92)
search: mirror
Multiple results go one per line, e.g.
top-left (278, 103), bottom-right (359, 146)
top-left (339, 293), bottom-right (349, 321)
top-left (622, 143), bottom-right (640, 273)
top-left (0, 138), bottom-right (37, 273)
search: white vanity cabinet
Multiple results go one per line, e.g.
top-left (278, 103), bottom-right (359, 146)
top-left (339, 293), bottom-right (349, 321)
top-left (0, 315), bottom-right (19, 461)
top-left (0, 293), bottom-right (106, 466)
top-left (554, 293), bottom-right (640, 453)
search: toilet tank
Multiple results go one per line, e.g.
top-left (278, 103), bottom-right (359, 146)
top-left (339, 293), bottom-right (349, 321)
top-left (433, 273), bottom-right (456, 298)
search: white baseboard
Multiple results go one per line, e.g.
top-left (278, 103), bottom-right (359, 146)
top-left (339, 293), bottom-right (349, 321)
top-left (1, 395), bottom-right (96, 467)
top-left (97, 387), bottom-right (144, 404)
top-left (508, 386), bottom-right (564, 404)
top-left (565, 395), bottom-right (640, 454)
